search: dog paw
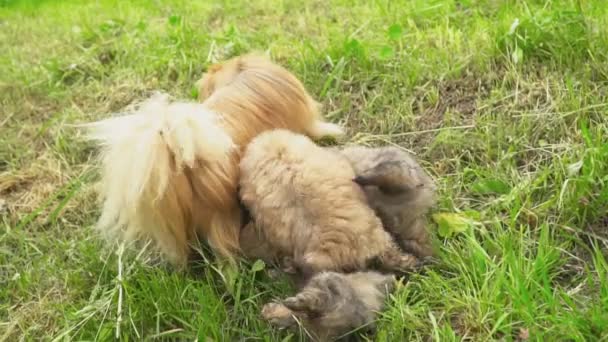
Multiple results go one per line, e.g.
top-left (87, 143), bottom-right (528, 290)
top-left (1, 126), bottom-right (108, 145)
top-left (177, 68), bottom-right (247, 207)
top-left (280, 256), bottom-right (297, 274)
top-left (301, 252), bottom-right (335, 274)
top-left (261, 302), bottom-right (295, 328)
top-left (392, 253), bottom-right (419, 271)
top-left (282, 296), bottom-right (310, 312)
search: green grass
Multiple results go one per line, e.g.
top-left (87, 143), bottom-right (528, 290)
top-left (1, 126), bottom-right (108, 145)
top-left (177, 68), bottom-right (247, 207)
top-left (1, 0), bottom-right (607, 340)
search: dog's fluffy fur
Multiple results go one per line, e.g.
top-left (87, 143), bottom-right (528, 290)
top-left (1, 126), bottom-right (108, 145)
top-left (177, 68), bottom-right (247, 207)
top-left (85, 54), bottom-right (343, 265)
top-left (238, 129), bottom-right (422, 276)
top-left (261, 271), bottom-right (395, 341)
top-left (339, 146), bottom-right (437, 258)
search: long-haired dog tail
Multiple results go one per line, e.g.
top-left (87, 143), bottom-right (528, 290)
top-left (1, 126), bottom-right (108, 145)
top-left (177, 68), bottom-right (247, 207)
top-left (82, 92), bottom-right (235, 265)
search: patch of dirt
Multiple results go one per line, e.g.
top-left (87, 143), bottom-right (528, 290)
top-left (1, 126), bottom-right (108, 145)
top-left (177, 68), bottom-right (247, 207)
top-left (318, 70), bottom-right (494, 159)
top-left (386, 70), bottom-right (493, 156)
top-left (413, 71), bottom-right (492, 132)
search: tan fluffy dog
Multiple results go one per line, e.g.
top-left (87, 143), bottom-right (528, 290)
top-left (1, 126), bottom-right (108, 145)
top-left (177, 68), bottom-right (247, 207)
top-left (238, 129), bottom-right (423, 276)
top-left (85, 54), bottom-right (343, 266)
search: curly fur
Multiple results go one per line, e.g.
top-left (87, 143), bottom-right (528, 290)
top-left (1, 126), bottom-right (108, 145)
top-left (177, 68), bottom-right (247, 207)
top-left (84, 53), bottom-right (343, 265)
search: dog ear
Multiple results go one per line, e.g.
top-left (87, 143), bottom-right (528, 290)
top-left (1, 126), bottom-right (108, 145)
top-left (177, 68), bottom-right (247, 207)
top-left (353, 160), bottom-right (422, 195)
top-left (353, 175), bottom-right (412, 195)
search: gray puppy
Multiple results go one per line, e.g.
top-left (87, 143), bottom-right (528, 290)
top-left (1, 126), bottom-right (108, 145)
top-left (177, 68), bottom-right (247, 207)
top-left (261, 271), bottom-right (395, 342)
top-left (339, 146), bottom-right (437, 258)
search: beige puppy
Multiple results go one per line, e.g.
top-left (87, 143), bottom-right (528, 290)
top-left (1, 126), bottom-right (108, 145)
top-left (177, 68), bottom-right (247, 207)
top-left (261, 271), bottom-right (395, 342)
top-left (84, 54), bottom-right (343, 266)
top-left (238, 129), bottom-right (423, 276)
top-left (339, 146), bottom-right (437, 258)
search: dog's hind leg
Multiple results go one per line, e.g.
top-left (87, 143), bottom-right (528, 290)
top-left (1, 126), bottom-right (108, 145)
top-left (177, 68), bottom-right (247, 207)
top-left (261, 302), bottom-right (298, 328)
top-left (396, 218), bottom-right (434, 258)
top-left (282, 285), bottom-right (331, 314)
top-left (372, 239), bottom-right (432, 274)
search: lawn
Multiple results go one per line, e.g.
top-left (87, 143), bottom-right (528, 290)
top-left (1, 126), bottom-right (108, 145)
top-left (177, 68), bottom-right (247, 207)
top-left (1, 0), bottom-right (607, 340)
